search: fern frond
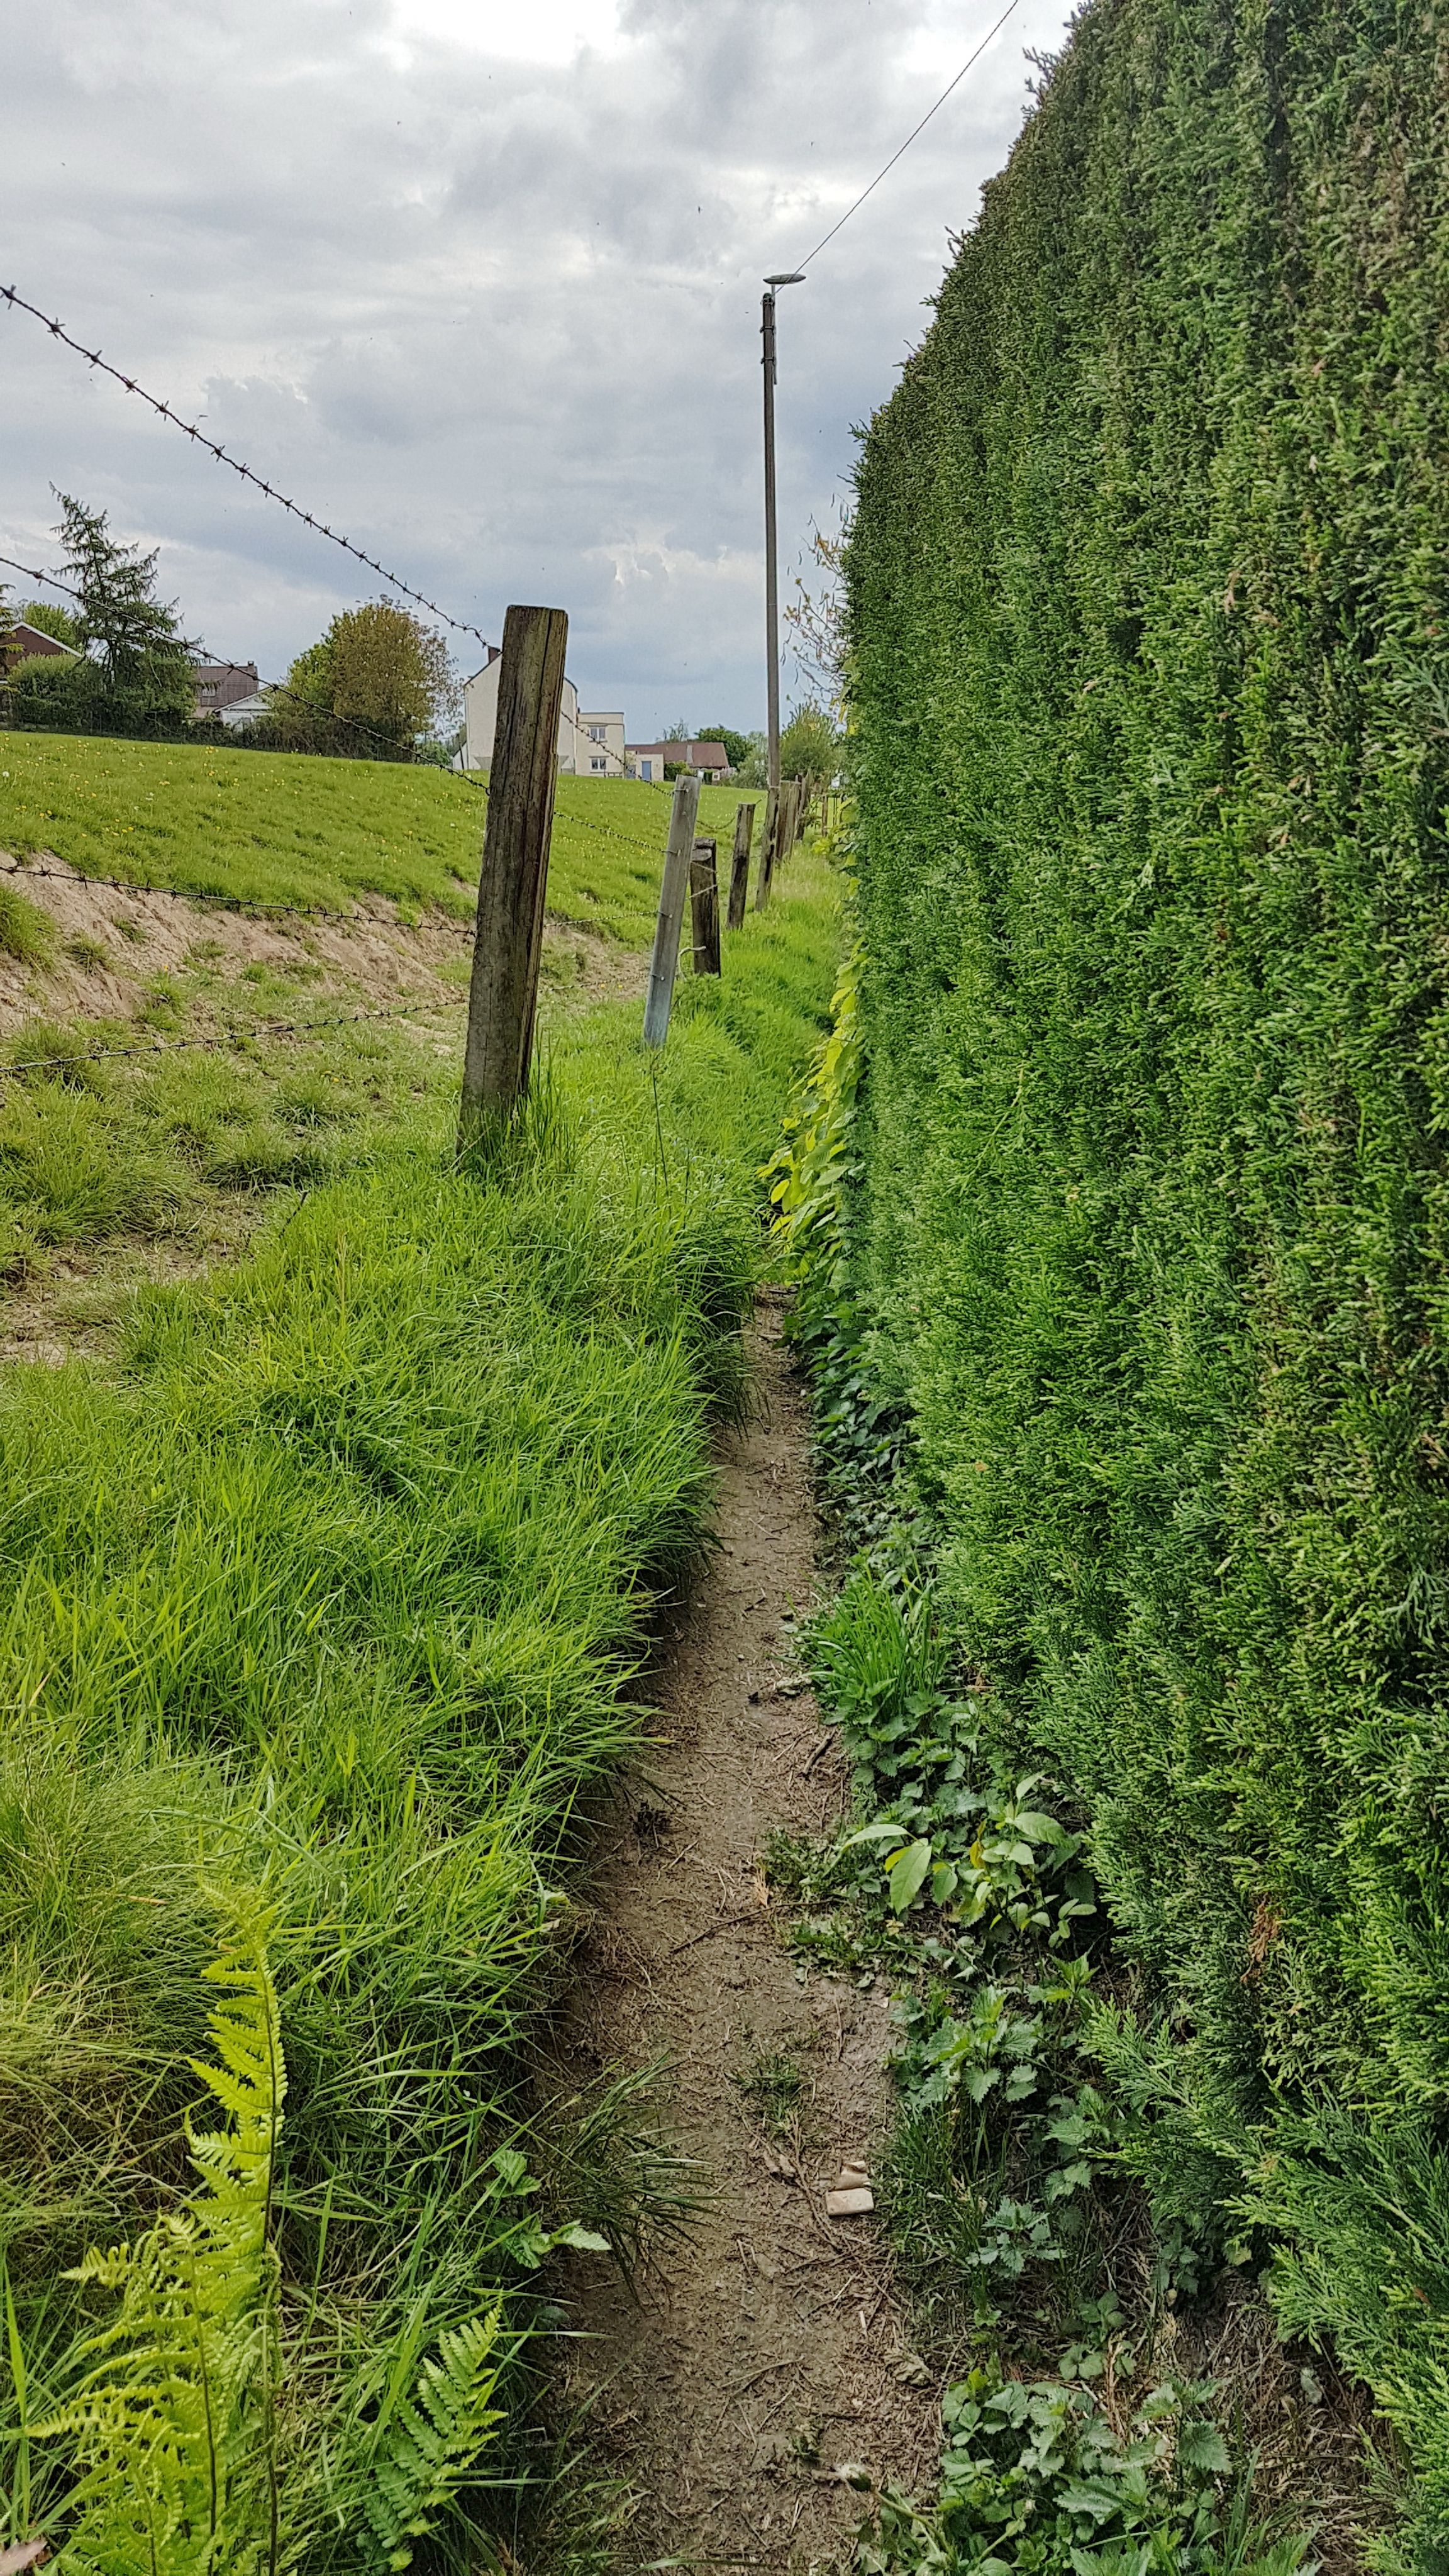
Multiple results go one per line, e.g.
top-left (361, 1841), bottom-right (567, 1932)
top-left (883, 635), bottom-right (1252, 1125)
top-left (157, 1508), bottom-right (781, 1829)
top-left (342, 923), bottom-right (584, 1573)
top-left (34, 1893), bottom-right (287, 2576)
top-left (354, 2307), bottom-right (504, 2572)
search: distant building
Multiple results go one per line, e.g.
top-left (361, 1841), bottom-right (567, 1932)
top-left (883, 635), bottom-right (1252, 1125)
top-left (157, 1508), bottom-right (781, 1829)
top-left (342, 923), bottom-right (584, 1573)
top-left (218, 691), bottom-right (271, 732)
top-left (626, 739), bottom-right (731, 785)
top-left (1, 619), bottom-right (81, 672)
top-left (578, 709), bottom-right (626, 774)
top-left (193, 660), bottom-right (259, 718)
top-left (460, 653), bottom-right (626, 775)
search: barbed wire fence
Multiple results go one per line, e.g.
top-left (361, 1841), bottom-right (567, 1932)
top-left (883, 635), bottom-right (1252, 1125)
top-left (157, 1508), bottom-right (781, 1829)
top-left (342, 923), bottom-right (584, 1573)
top-left (0, 992), bottom-right (469, 1087)
top-left (0, 277), bottom-right (762, 1120)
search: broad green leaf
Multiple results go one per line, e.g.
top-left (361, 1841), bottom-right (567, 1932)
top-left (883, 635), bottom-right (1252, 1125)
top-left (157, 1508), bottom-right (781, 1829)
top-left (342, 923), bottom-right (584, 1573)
top-left (887, 1838), bottom-right (933, 1910)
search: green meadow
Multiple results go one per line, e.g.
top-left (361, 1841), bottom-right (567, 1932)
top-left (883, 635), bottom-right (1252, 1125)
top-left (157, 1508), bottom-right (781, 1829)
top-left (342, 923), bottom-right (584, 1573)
top-left (0, 729), bottom-right (755, 943)
top-left (0, 728), bottom-right (836, 2569)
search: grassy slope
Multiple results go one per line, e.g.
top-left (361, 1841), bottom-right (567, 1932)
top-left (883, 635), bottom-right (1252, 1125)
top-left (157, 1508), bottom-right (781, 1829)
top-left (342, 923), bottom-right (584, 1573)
top-left (0, 732), bottom-right (836, 2563)
top-left (0, 730), bottom-right (755, 941)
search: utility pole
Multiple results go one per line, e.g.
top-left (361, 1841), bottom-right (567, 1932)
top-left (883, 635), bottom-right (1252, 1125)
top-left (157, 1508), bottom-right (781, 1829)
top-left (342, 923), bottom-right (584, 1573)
top-left (762, 272), bottom-right (804, 811)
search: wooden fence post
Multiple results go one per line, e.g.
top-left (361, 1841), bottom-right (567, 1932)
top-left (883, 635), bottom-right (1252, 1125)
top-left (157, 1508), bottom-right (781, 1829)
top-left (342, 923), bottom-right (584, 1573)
top-left (755, 784), bottom-right (779, 910)
top-left (643, 772), bottom-right (701, 1045)
top-left (727, 801), bottom-right (754, 930)
top-left (691, 836), bottom-right (721, 976)
top-left (458, 603), bottom-right (568, 1154)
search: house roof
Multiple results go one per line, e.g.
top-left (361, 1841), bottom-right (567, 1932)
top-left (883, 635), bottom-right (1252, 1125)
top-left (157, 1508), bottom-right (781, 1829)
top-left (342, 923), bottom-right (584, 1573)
top-left (4, 619), bottom-right (80, 663)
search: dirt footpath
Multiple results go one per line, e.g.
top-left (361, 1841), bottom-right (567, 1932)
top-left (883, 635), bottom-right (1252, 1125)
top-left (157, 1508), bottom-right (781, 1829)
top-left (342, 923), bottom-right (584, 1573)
top-left (557, 1304), bottom-right (936, 2568)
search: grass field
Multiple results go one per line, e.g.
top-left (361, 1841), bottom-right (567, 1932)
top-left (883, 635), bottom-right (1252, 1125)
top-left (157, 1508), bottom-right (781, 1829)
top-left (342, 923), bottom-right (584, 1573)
top-left (0, 729), bottom-right (836, 2568)
top-left (0, 730), bottom-right (756, 943)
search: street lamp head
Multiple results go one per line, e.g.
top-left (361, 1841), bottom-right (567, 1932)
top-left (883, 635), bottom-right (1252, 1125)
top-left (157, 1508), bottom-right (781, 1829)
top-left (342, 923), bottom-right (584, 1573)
top-left (764, 271), bottom-right (806, 287)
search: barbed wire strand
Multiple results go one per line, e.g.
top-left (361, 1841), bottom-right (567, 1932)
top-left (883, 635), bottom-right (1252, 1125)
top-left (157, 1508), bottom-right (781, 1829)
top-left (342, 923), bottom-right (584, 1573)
top-left (0, 855), bottom-right (472, 931)
top-left (1, 286), bottom-right (494, 655)
top-left (1, 992), bottom-right (467, 1084)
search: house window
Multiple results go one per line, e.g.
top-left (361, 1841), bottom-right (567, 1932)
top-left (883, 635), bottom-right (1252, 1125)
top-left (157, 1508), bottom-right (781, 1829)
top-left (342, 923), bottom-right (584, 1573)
top-left (591, 757), bottom-right (606, 771)
top-left (588, 724), bottom-right (605, 742)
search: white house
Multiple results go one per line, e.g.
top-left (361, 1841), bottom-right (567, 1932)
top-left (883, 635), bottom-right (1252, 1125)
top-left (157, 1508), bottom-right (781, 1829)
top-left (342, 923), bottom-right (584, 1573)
top-left (461, 652), bottom-right (626, 776)
top-left (218, 691), bottom-right (272, 732)
top-left (577, 709), bottom-right (626, 775)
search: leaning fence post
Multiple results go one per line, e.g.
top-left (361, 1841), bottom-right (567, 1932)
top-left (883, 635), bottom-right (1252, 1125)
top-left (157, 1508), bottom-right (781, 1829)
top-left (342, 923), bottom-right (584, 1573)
top-left (755, 784), bottom-right (780, 910)
top-left (727, 801), bottom-right (754, 930)
top-left (643, 772), bottom-right (701, 1045)
top-left (458, 603), bottom-right (569, 1156)
top-left (691, 836), bottom-right (721, 976)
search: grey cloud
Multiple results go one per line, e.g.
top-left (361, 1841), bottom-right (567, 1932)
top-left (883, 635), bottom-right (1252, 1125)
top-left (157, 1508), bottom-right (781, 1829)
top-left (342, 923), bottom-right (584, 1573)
top-left (2, 0), bottom-right (1072, 728)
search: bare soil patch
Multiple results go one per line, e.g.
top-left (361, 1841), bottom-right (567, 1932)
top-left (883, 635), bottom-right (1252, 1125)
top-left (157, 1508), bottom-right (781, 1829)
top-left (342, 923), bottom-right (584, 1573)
top-left (555, 1307), bottom-right (936, 2568)
top-left (0, 852), bottom-right (644, 1038)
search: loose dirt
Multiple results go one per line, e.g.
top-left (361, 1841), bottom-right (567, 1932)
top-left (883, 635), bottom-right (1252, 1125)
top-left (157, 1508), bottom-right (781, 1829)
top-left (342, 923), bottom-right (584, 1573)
top-left (557, 1305), bottom-right (936, 2568)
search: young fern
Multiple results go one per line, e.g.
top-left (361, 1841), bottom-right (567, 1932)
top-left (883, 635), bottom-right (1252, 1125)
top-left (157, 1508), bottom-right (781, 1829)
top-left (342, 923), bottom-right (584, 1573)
top-left (35, 1890), bottom-right (286, 2576)
top-left (350, 2311), bottom-right (503, 2574)
top-left (33, 1896), bottom-right (506, 2574)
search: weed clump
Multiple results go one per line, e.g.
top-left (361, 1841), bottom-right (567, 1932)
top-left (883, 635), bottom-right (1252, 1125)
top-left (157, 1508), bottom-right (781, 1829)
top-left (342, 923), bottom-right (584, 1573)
top-left (0, 880), bottom-right (55, 967)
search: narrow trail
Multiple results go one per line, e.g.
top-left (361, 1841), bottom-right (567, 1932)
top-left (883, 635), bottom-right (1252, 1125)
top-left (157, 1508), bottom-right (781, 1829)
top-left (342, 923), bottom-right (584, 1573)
top-left (558, 1303), bottom-right (936, 2567)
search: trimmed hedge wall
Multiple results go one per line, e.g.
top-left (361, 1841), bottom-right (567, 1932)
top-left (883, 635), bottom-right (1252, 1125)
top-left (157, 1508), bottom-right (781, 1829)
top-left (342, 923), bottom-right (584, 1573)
top-left (845, 0), bottom-right (1449, 2533)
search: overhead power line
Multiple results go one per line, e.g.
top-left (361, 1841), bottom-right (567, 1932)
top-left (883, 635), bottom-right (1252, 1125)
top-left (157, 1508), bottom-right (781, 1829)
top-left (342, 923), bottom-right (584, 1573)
top-left (1, 284), bottom-right (494, 655)
top-left (795, 0), bottom-right (1024, 271)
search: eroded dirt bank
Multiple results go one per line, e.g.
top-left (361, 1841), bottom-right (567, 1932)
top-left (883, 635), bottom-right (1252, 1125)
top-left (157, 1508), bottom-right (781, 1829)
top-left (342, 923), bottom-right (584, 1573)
top-left (556, 1304), bottom-right (935, 2567)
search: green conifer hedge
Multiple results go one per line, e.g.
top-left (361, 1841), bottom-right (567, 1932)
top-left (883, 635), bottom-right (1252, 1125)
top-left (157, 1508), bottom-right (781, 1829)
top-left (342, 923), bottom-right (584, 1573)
top-left (845, 0), bottom-right (1449, 2533)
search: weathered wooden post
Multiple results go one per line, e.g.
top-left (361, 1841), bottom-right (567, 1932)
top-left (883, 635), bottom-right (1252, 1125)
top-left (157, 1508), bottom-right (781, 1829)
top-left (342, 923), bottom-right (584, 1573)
top-left (727, 801), bottom-right (754, 930)
top-left (458, 603), bottom-right (568, 1155)
top-left (691, 836), bottom-right (721, 976)
top-left (755, 784), bottom-right (780, 910)
top-left (642, 772), bottom-right (701, 1045)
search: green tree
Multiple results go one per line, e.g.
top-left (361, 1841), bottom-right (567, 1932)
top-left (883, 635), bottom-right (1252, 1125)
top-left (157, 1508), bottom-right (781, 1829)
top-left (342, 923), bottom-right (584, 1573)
top-left (735, 730), bottom-right (769, 788)
top-left (57, 492), bottom-right (195, 711)
top-left (8, 496), bottom-right (196, 737)
top-left (270, 602), bottom-right (456, 758)
top-left (698, 723), bottom-right (752, 770)
top-left (779, 702), bottom-right (840, 787)
top-left (19, 598), bottom-right (81, 648)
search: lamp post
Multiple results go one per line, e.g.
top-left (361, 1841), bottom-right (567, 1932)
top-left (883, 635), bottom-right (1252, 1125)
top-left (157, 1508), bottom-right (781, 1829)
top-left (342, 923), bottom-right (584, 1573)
top-left (762, 271), bottom-right (805, 809)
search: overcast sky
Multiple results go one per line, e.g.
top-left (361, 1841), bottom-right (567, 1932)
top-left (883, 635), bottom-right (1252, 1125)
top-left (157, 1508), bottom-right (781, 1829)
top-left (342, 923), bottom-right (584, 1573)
top-left (3, 0), bottom-right (1074, 738)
